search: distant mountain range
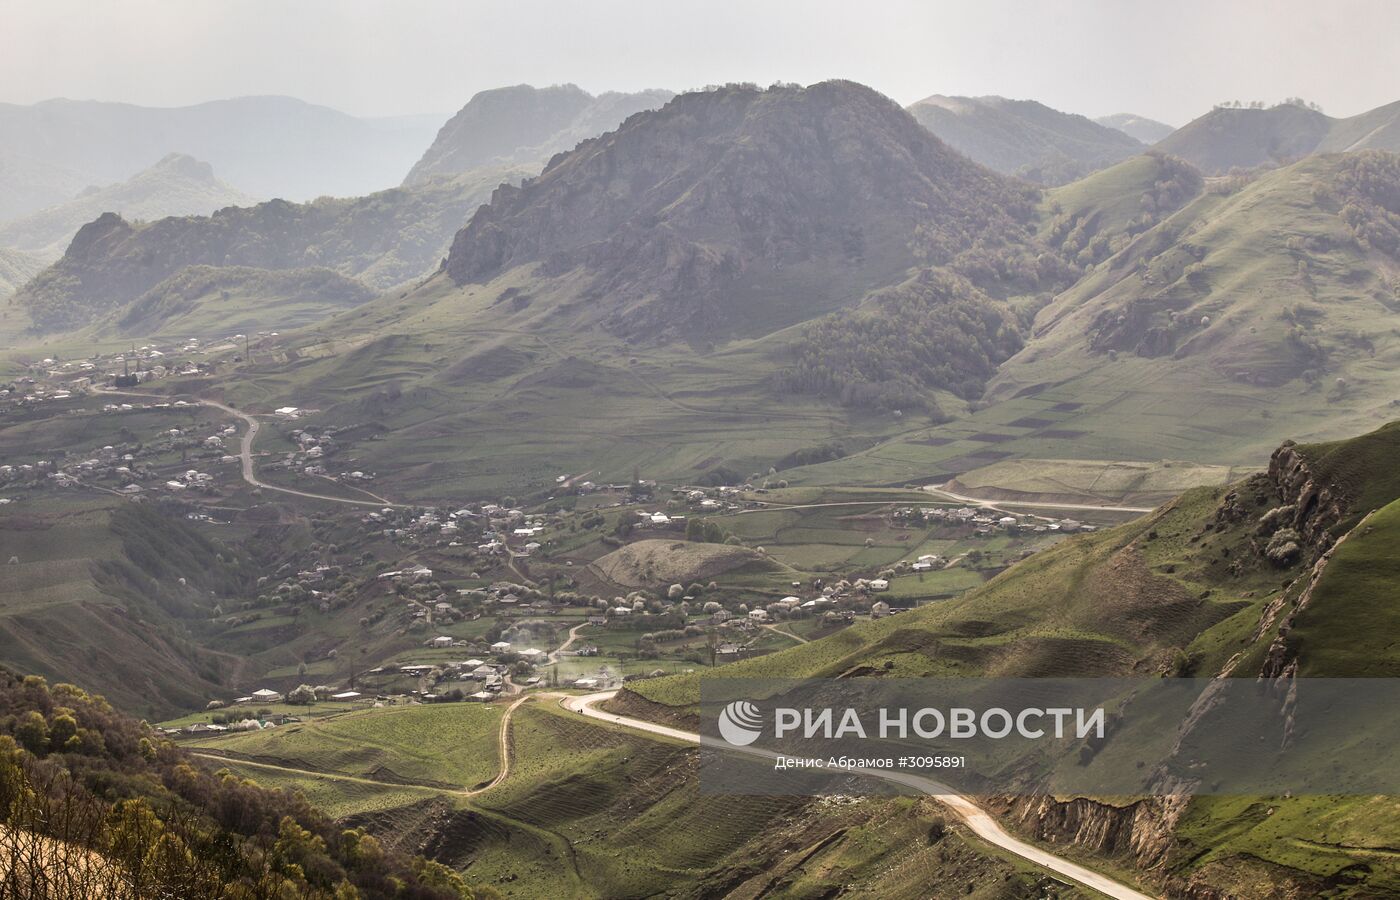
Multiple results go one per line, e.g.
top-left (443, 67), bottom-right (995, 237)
top-left (1157, 99), bottom-right (1400, 172)
top-left (1094, 112), bottom-right (1175, 143)
top-left (0, 153), bottom-right (255, 259)
top-left (906, 94), bottom-right (1145, 185)
top-left (0, 96), bottom-right (444, 218)
top-left (12, 166), bottom-right (524, 334)
top-left (404, 84), bottom-right (673, 185)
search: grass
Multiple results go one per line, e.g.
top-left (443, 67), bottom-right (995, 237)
top-left (187, 701), bottom-right (506, 789)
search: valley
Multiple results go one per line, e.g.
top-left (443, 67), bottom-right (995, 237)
top-left (2, 39), bottom-right (1400, 899)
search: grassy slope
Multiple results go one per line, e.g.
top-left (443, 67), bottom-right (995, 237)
top-left (630, 422), bottom-right (1400, 893)
top-left (189, 702), bottom-right (504, 789)
top-left (109, 265), bottom-right (378, 340)
top-left (210, 269), bottom-right (908, 500)
top-left (790, 154), bottom-right (1400, 493)
top-left (0, 495), bottom-right (254, 718)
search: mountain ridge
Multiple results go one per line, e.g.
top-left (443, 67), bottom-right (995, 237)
top-left (404, 84), bottom-right (674, 185)
top-left (0, 153), bottom-right (256, 258)
top-left (907, 94), bottom-right (1145, 185)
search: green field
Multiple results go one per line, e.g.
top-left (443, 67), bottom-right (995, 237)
top-left (188, 700), bottom-right (507, 789)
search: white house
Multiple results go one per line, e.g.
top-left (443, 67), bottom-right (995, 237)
top-left (748, 608), bottom-right (769, 621)
top-left (431, 635), bottom-right (454, 648)
top-left (250, 688), bottom-right (283, 703)
top-left (490, 640), bottom-right (512, 652)
top-left (868, 579), bottom-right (890, 592)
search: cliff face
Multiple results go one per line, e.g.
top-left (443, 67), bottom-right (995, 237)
top-left (1262, 441), bottom-right (1350, 549)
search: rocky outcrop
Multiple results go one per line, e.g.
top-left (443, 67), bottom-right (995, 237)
top-left (1261, 440), bottom-right (1349, 550)
top-left (998, 794), bottom-right (1184, 870)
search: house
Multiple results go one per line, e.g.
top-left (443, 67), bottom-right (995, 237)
top-left (872, 601), bottom-right (892, 619)
top-left (490, 640), bottom-right (512, 652)
top-left (250, 688), bottom-right (283, 703)
top-left (330, 691), bottom-right (362, 701)
top-left (868, 579), bottom-right (890, 592)
top-left (430, 636), bottom-right (454, 648)
top-left (748, 608), bottom-right (769, 622)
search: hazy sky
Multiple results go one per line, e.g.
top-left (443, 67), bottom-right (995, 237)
top-left (3, 0), bottom-right (1398, 125)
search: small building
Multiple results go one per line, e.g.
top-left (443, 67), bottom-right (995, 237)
top-left (748, 608), bottom-right (769, 622)
top-left (871, 601), bottom-right (892, 619)
top-left (330, 691), bottom-right (362, 701)
top-left (868, 579), bottom-right (890, 592)
top-left (250, 688), bottom-right (283, 703)
top-left (430, 635), bottom-right (454, 648)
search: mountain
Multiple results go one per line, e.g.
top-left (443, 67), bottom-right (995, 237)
top-left (13, 166), bottom-right (524, 333)
top-left (1095, 112), bottom-right (1174, 144)
top-left (0, 153), bottom-right (255, 259)
top-left (403, 84), bottom-right (673, 185)
top-left (446, 81), bottom-right (1043, 338)
top-left (1154, 102), bottom-right (1333, 173)
top-left (177, 80), bottom-right (1064, 501)
top-left (0, 247), bottom-right (45, 300)
top-left (0, 148), bottom-right (94, 221)
top-left (1156, 99), bottom-right (1400, 173)
top-left (905, 94), bottom-right (1145, 185)
top-left (0, 96), bottom-right (444, 215)
top-left (781, 148), bottom-right (1400, 492)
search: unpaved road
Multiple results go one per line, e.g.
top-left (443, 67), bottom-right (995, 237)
top-left (560, 690), bottom-right (1156, 900)
top-left (192, 694), bottom-right (529, 797)
top-left (922, 483), bottom-right (1156, 515)
top-left (98, 388), bottom-right (402, 507)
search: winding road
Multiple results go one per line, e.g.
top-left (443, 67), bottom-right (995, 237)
top-left (98, 388), bottom-right (402, 507)
top-left (560, 690), bottom-right (1156, 900)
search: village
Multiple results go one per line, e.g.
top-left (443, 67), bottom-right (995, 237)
top-left (4, 350), bottom-right (1118, 746)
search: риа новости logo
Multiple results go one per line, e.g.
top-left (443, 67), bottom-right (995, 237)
top-left (717, 700), bottom-right (764, 746)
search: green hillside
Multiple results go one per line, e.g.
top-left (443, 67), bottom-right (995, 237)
top-left (113, 264), bottom-right (377, 338)
top-left (1157, 98), bottom-right (1400, 174)
top-left (623, 420), bottom-right (1400, 895)
top-left (786, 151), bottom-right (1400, 492)
top-left (0, 496), bottom-right (256, 718)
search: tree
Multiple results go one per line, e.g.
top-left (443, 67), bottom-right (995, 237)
top-left (287, 685), bottom-right (317, 706)
top-left (14, 711), bottom-right (47, 755)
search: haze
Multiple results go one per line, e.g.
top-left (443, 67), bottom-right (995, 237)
top-left (3, 0), bottom-right (1399, 124)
